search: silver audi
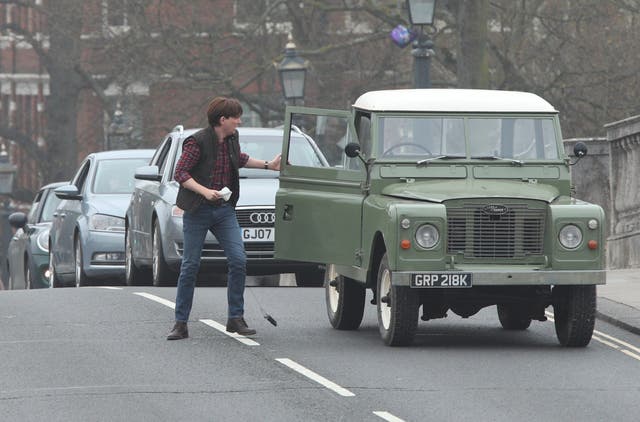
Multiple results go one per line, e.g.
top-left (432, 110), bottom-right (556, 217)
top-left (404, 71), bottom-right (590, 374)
top-left (125, 126), bottom-right (328, 287)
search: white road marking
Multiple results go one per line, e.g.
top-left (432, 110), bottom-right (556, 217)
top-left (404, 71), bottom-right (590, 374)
top-left (94, 286), bottom-right (123, 290)
top-left (546, 311), bottom-right (640, 361)
top-left (275, 358), bottom-right (355, 397)
top-left (373, 411), bottom-right (406, 422)
top-left (199, 319), bottom-right (260, 346)
top-left (133, 292), bottom-right (175, 309)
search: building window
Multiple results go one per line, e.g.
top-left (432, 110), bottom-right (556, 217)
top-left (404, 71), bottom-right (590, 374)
top-left (102, 0), bottom-right (130, 35)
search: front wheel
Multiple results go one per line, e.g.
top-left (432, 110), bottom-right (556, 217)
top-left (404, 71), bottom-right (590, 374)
top-left (376, 253), bottom-right (419, 346)
top-left (325, 264), bottom-right (365, 330)
top-left (48, 251), bottom-right (62, 288)
top-left (553, 285), bottom-right (596, 347)
top-left (152, 222), bottom-right (177, 287)
top-left (125, 227), bottom-right (151, 286)
top-left (75, 237), bottom-right (91, 287)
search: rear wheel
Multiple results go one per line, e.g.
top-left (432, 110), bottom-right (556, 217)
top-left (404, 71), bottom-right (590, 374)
top-left (553, 285), bottom-right (596, 347)
top-left (295, 265), bottom-right (325, 287)
top-left (74, 237), bottom-right (91, 287)
top-left (497, 304), bottom-right (532, 330)
top-left (377, 253), bottom-right (419, 346)
top-left (125, 227), bottom-right (151, 286)
top-left (325, 264), bottom-right (365, 330)
top-left (152, 222), bottom-right (177, 287)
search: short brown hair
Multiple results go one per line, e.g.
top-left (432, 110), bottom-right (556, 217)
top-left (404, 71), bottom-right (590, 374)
top-left (207, 97), bottom-right (243, 127)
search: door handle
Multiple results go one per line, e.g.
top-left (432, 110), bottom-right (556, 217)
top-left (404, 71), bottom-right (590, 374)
top-left (283, 204), bottom-right (293, 221)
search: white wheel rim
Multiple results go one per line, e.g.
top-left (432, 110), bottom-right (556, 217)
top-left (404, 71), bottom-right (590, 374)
top-left (380, 268), bottom-right (391, 330)
top-left (125, 231), bottom-right (132, 281)
top-left (48, 252), bottom-right (54, 288)
top-left (75, 242), bottom-right (81, 287)
top-left (152, 226), bottom-right (159, 280)
top-left (327, 265), bottom-right (339, 313)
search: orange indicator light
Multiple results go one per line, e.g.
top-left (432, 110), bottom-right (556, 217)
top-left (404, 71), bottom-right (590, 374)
top-left (400, 239), bottom-right (411, 249)
top-left (588, 240), bottom-right (597, 250)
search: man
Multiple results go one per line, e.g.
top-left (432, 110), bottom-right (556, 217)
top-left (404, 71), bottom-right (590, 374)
top-left (167, 97), bottom-right (281, 340)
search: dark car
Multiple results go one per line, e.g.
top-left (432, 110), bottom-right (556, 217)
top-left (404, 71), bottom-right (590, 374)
top-left (48, 149), bottom-right (155, 287)
top-left (125, 126), bottom-right (327, 287)
top-left (5, 181), bottom-right (66, 289)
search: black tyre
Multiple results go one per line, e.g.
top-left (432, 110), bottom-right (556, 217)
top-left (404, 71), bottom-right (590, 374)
top-left (295, 265), bottom-right (325, 287)
top-left (48, 251), bottom-right (63, 288)
top-left (377, 253), bottom-right (419, 346)
top-left (325, 264), bottom-right (366, 330)
top-left (497, 304), bottom-right (532, 330)
top-left (152, 222), bottom-right (177, 287)
top-left (125, 227), bottom-right (151, 286)
top-left (553, 285), bottom-right (596, 347)
top-left (74, 237), bottom-right (91, 287)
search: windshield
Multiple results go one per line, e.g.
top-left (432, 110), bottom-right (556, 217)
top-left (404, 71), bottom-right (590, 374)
top-left (93, 158), bottom-right (151, 194)
top-left (378, 116), bottom-right (559, 160)
top-left (240, 134), bottom-right (326, 174)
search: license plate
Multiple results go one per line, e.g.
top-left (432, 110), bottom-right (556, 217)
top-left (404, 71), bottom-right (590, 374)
top-left (411, 273), bottom-right (472, 288)
top-left (242, 227), bottom-right (274, 242)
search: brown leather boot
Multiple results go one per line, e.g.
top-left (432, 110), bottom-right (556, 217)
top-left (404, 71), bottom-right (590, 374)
top-left (166, 321), bottom-right (189, 340)
top-left (226, 317), bottom-right (256, 336)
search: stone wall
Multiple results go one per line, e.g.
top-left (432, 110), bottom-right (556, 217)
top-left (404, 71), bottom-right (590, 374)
top-left (563, 137), bottom-right (610, 237)
top-left (605, 115), bottom-right (640, 269)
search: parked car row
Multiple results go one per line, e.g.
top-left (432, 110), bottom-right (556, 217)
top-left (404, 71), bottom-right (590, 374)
top-left (6, 126), bottom-right (327, 289)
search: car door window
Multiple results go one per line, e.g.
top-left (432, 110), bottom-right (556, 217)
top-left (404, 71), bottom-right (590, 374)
top-left (72, 160), bottom-right (91, 194)
top-left (154, 136), bottom-right (172, 177)
top-left (287, 112), bottom-right (359, 170)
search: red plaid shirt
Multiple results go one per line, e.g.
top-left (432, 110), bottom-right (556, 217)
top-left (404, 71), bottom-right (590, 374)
top-left (174, 137), bottom-right (249, 190)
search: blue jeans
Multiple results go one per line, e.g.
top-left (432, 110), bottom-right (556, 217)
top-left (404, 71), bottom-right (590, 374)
top-left (174, 203), bottom-right (247, 322)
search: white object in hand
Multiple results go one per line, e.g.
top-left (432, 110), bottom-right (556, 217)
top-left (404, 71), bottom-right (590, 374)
top-left (219, 187), bottom-right (232, 201)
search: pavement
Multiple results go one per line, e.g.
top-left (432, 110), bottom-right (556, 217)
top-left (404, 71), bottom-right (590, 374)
top-left (597, 269), bottom-right (640, 335)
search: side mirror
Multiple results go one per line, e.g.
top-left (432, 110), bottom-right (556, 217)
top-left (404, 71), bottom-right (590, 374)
top-left (573, 142), bottom-right (588, 158)
top-left (344, 143), bottom-right (361, 158)
top-left (134, 165), bottom-right (162, 182)
top-left (569, 142), bottom-right (588, 166)
top-left (8, 212), bottom-right (27, 229)
top-left (54, 185), bottom-right (82, 200)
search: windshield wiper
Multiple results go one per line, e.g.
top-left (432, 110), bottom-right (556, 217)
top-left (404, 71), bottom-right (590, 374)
top-left (416, 155), bottom-right (466, 166)
top-left (471, 155), bottom-right (524, 166)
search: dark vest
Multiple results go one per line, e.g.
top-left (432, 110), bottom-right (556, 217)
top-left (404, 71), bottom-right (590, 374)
top-left (175, 126), bottom-right (241, 211)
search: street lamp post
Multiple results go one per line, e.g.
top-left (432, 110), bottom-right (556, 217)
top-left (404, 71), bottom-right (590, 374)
top-left (277, 34), bottom-right (308, 106)
top-left (0, 143), bottom-right (16, 289)
top-left (107, 102), bottom-right (132, 150)
top-left (406, 0), bottom-right (436, 88)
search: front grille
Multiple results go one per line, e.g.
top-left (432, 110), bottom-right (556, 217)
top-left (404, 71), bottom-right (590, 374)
top-left (447, 203), bottom-right (545, 259)
top-left (236, 208), bottom-right (275, 227)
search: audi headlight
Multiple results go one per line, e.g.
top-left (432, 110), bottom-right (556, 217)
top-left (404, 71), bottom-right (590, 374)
top-left (89, 214), bottom-right (125, 232)
top-left (559, 224), bottom-right (582, 249)
top-left (415, 224), bottom-right (439, 249)
top-left (36, 228), bottom-right (50, 252)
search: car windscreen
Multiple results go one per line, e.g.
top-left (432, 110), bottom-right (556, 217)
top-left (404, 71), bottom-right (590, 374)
top-left (92, 158), bottom-right (151, 194)
top-left (240, 135), bottom-right (325, 173)
top-left (378, 116), bottom-right (559, 160)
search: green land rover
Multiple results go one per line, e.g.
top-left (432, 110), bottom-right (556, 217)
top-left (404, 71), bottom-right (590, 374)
top-left (275, 89), bottom-right (605, 347)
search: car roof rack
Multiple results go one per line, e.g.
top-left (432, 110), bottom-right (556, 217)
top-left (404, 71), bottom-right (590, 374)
top-left (171, 124), bottom-right (184, 133)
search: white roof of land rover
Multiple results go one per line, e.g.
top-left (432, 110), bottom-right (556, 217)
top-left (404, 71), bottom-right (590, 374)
top-left (353, 89), bottom-right (557, 113)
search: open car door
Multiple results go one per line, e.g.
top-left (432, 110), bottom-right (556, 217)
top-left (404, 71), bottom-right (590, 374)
top-left (275, 106), bottom-right (365, 268)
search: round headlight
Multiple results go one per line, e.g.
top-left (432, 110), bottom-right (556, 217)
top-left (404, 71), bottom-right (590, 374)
top-left (415, 224), bottom-right (439, 249)
top-left (37, 228), bottom-right (50, 252)
top-left (559, 224), bottom-right (582, 249)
